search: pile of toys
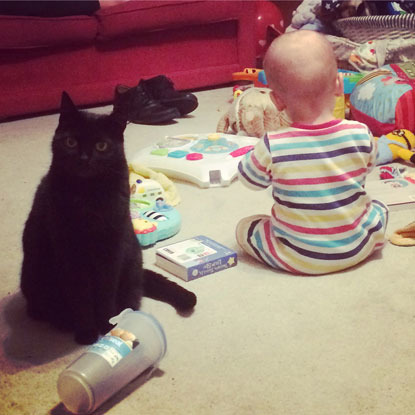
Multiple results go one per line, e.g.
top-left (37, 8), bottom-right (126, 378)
top-left (222, 60), bottom-right (415, 169)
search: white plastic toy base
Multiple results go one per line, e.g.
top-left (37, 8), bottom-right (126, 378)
top-left (131, 133), bottom-right (258, 188)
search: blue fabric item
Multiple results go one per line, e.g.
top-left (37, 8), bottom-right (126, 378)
top-left (376, 135), bottom-right (406, 165)
top-left (350, 64), bottom-right (412, 124)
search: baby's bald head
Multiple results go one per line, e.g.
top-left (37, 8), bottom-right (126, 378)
top-left (264, 31), bottom-right (338, 103)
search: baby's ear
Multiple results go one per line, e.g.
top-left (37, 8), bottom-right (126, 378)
top-left (270, 91), bottom-right (286, 111)
top-left (334, 73), bottom-right (344, 97)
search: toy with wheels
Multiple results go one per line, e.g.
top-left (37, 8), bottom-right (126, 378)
top-left (232, 68), bottom-right (268, 87)
top-left (129, 175), bottom-right (181, 246)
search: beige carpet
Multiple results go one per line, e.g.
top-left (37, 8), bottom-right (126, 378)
top-left (1, 86), bottom-right (415, 415)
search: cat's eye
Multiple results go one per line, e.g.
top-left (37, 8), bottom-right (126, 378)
top-left (65, 137), bottom-right (78, 148)
top-left (95, 142), bottom-right (108, 152)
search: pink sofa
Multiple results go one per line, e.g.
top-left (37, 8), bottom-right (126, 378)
top-left (0, 1), bottom-right (257, 119)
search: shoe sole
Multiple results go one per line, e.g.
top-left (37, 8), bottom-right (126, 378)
top-left (130, 108), bottom-right (180, 124)
top-left (161, 97), bottom-right (198, 116)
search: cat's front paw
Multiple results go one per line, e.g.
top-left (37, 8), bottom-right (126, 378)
top-left (75, 329), bottom-right (99, 345)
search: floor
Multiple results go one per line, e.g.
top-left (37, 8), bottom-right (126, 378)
top-left (1, 86), bottom-right (415, 415)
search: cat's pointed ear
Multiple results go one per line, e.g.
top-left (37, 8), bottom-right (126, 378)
top-left (59, 91), bottom-right (78, 124)
top-left (60, 91), bottom-right (77, 113)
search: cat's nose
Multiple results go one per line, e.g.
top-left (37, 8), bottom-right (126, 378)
top-left (80, 152), bottom-right (89, 161)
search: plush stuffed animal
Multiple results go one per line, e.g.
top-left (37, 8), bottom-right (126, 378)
top-left (216, 87), bottom-right (290, 138)
top-left (375, 129), bottom-right (415, 165)
top-left (286, 0), bottom-right (323, 32)
top-left (389, 221), bottom-right (415, 246)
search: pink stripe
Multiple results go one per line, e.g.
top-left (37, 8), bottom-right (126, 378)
top-left (268, 123), bottom-right (366, 140)
top-left (392, 64), bottom-right (415, 87)
top-left (273, 208), bottom-right (368, 235)
top-left (275, 168), bottom-right (366, 185)
top-left (291, 119), bottom-right (341, 130)
top-left (251, 152), bottom-right (267, 173)
top-left (263, 220), bottom-right (300, 274)
top-left (372, 241), bottom-right (385, 252)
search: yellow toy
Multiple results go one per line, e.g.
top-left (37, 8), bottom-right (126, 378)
top-left (375, 129), bottom-right (415, 165)
top-left (389, 221), bottom-right (415, 246)
top-left (128, 162), bottom-right (180, 206)
top-left (216, 87), bottom-right (290, 138)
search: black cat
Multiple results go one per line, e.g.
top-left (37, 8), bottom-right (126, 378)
top-left (21, 92), bottom-right (196, 345)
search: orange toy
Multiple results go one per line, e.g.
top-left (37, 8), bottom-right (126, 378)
top-left (232, 68), bottom-right (267, 87)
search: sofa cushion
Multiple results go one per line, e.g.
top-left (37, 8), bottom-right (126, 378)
top-left (96, 0), bottom-right (247, 41)
top-left (0, 15), bottom-right (96, 49)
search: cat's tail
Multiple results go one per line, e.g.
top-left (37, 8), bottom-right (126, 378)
top-left (143, 269), bottom-right (197, 312)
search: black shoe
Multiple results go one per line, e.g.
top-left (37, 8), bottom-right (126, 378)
top-left (113, 84), bottom-right (180, 125)
top-left (139, 75), bottom-right (198, 116)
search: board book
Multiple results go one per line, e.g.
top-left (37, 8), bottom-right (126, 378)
top-left (365, 176), bottom-right (415, 211)
top-left (155, 235), bottom-right (237, 281)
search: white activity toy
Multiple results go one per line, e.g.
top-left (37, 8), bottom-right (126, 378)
top-left (131, 133), bottom-right (258, 188)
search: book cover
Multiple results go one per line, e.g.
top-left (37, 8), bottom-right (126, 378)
top-left (365, 176), bottom-right (415, 211)
top-left (155, 235), bottom-right (237, 281)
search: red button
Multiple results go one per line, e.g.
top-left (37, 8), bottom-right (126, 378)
top-left (230, 145), bottom-right (254, 157)
top-left (186, 153), bottom-right (203, 161)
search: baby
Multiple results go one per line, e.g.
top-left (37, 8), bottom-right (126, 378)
top-left (236, 30), bottom-right (388, 275)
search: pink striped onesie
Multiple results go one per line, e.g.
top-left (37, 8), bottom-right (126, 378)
top-left (236, 119), bottom-right (388, 275)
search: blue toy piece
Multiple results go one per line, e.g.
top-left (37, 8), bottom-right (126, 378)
top-left (257, 70), bottom-right (267, 86)
top-left (338, 69), bottom-right (364, 94)
top-left (129, 176), bottom-right (181, 247)
top-left (130, 197), bottom-right (181, 247)
top-left (190, 137), bottom-right (238, 154)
